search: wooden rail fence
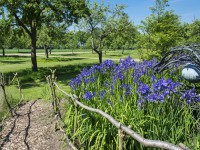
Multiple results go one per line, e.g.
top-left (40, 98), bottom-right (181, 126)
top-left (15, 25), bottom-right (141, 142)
top-left (46, 72), bottom-right (190, 150)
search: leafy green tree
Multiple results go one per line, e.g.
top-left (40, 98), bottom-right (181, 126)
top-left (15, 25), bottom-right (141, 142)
top-left (107, 13), bottom-right (138, 54)
top-left (65, 31), bottom-right (78, 53)
top-left (187, 19), bottom-right (200, 44)
top-left (0, 13), bottom-right (12, 56)
top-left (81, 2), bottom-right (128, 63)
top-left (138, 0), bottom-right (182, 60)
top-left (0, 0), bottom-right (89, 71)
top-left (74, 31), bottom-right (90, 49)
top-left (49, 23), bottom-right (67, 51)
top-left (179, 23), bottom-right (190, 45)
top-left (11, 28), bottom-right (30, 50)
top-left (37, 26), bottom-right (52, 58)
top-left (0, 29), bottom-right (11, 56)
top-left (81, 2), bottom-right (110, 63)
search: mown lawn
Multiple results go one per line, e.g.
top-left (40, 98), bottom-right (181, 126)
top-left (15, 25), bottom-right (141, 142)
top-left (0, 48), bottom-right (139, 101)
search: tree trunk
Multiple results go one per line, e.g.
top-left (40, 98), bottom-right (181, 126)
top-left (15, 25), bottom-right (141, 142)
top-left (44, 45), bottom-right (49, 58)
top-left (98, 51), bottom-right (102, 64)
top-left (122, 47), bottom-right (124, 54)
top-left (49, 48), bottom-right (52, 54)
top-left (31, 25), bottom-right (38, 72)
top-left (2, 48), bottom-right (5, 57)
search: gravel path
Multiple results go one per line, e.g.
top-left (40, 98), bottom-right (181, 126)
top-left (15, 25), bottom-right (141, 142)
top-left (0, 100), bottom-right (70, 150)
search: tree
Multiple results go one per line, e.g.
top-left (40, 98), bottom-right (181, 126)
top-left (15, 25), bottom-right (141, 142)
top-left (81, 2), bottom-right (128, 63)
top-left (65, 31), bottom-right (78, 53)
top-left (11, 28), bottom-right (30, 50)
top-left (0, 22), bottom-right (10, 56)
top-left (179, 23), bottom-right (190, 45)
top-left (38, 23), bottom-right (67, 57)
top-left (138, 0), bottom-right (182, 60)
top-left (0, 9), bottom-right (12, 56)
top-left (74, 30), bottom-right (90, 49)
top-left (107, 13), bottom-right (138, 54)
top-left (0, 0), bottom-right (89, 71)
top-left (187, 19), bottom-right (200, 44)
top-left (37, 26), bottom-right (52, 58)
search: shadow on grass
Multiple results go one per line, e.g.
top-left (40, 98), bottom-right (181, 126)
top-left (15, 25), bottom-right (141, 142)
top-left (17, 51), bottom-right (31, 54)
top-left (3, 63), bottom-right (95, 89)
top-left (0, 55), bottom-right (30, 58)
top-left (38, 57), bottom-right (84, 62)
top-left (51, 53), bottom-right (78, 56)
top-left (0, 60), bottom-right (27, 64)
top-left (108, 54), bottom-right (123, 57)
top-left (21, 83), bottom-right (41, 89)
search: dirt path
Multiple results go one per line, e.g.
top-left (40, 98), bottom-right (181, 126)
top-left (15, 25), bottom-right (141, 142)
top-left (0, 100), bottom-right (70, 150)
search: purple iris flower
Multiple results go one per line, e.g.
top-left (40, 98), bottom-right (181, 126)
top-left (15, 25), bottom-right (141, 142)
top-left (181, 88), bottom-right (197, 104)
top-left (158, 94), bottom-right (165, 103)
top-left (148, 93), bottom-right (157, 102)
top-left (99, 90), bottom-right (106, 99)
top-left (138, 83), bottom-right (151, 96)
top-left (83, 91), bottom-right (95, 101)
top-left (108, 99), bottom-right (113, 106)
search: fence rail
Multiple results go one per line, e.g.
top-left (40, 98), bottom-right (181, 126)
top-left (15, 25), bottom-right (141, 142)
top-left (47, 73), bottom-right (190, 150)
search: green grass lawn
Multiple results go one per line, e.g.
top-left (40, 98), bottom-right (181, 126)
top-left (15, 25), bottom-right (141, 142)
top-left (0, 49), bottom-right (139, 101)
top-left (0, 48), bottom-right (139, 121)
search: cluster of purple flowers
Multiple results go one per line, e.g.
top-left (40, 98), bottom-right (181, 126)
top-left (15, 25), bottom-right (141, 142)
top-left (99, 90), bottom-right (106, 99)
top-left (83, 91), bottom-right (96, 101)
top-left (69, 56), bottom-right (200, 105)
top-left (121, 84), bottom-right (132, 96)
top-left (137, 78), bottom-right (180, 105)
top-left (181, 88), bottom-right (200, 104)
top-left (69, 60), bottom-right (116, 91)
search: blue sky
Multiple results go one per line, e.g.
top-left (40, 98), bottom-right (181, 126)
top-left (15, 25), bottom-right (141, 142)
top-left (97, 0), bottom-right (200, 25)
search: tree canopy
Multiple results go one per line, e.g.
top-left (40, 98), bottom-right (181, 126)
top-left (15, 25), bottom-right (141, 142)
top-left (0, 0), bottom-right (90, 71)
top-left (0, 0), bottom-right (199, 63)
top-left (138, 0), bottom-right (182, 60)
top-left (80, 1), bottom-right (137, 63)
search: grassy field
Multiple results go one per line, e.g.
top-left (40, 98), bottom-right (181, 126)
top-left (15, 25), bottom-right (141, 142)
top-left (0, 48), bottom-right (139, 110)
top-left (0, 48), bottom-right (139, 120)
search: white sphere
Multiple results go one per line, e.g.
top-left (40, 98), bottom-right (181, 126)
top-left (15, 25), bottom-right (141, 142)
top-left (181, 63), bottom-right (200, 82)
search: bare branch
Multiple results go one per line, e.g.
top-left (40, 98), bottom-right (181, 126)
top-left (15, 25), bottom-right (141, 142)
top-left (54, 82), bottom-right (72, 98)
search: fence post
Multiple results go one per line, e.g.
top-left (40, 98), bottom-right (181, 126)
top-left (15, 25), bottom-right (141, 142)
top-left (118, 125), bottom-right (124, 150)
top-left (73, 102), bottom-right (78, 136)
top-left (16, 73), bottom-right (23, 100)
top-left (47, 70), bottom-right (61, 131)
top-left (46, 70), bottom-right (57, 113)
top-left (0, 73), bottom-right (13, 117)
top-left (10, 73), bottom-right (23, 101)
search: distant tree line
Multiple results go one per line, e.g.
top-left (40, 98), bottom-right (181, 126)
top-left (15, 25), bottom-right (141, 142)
top-left (0, 0), bottom-right (200, 71)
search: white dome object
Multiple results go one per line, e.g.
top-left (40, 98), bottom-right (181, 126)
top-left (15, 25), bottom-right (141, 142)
top-left (181, 63), bottom-right (200, 83)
